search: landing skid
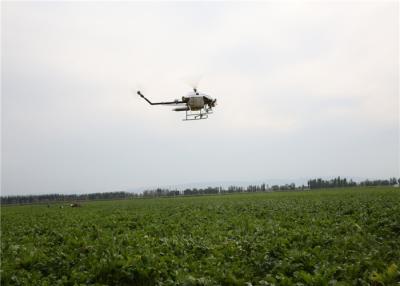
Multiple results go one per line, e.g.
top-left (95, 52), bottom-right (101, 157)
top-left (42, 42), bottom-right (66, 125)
top-left (183, 109), bottom-right (212, 121)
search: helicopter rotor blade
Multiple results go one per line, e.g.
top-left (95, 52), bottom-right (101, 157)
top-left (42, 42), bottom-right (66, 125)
top-left (182, 74), bottom-right (203, 91)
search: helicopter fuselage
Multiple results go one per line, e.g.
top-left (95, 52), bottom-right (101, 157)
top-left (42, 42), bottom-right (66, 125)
top-left (183, 94), bottom-right (205, 111)
top-left (181, 92), bottom-right (216, 111)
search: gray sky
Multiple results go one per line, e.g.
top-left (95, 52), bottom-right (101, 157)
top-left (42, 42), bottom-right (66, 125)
top-left (2, 1), bottom-right (399, 195)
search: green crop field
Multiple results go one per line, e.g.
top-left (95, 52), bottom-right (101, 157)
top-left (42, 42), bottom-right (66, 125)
top-left (1, 187), bottom-right (400, 285)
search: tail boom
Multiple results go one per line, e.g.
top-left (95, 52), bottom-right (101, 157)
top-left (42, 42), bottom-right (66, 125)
top-left (137, 91), bottom-right (184, 105)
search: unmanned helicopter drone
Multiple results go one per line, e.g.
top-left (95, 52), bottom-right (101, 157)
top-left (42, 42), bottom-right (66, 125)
top-left (137, 88), bottom-right (217, 121)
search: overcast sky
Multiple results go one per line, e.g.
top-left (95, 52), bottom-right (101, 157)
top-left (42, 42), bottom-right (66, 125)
top-left (2, 1), bottom-right (399, 195)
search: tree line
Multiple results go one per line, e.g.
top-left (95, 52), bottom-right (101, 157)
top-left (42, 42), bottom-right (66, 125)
top-left (1, 177), bottom-right (399, 205)
top-left (307, 177), bottom-right (399, 189)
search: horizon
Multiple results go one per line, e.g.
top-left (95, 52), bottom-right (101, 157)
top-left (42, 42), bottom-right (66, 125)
top-left (1, 175), bottom-right (397, 197)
